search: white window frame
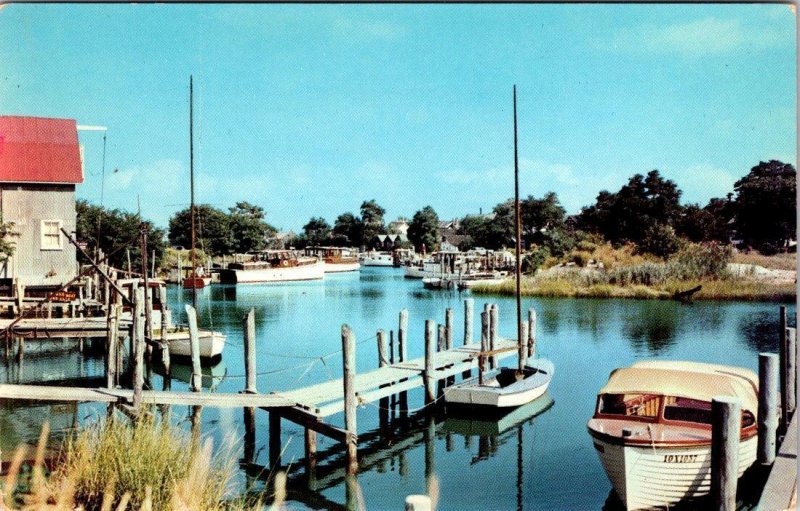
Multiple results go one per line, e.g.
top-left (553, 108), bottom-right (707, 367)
top-left (41, 220), bottom-right (63, 251)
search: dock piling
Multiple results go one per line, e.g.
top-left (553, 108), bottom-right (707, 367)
top-left (437, 324), bottom-right (446, 352)
top-left (518, 319), bottom-right (528, 371)
top-left (398, 310), bottom-right (409, 417)
top-left (377, 329), bottom-right (389, 428)
top-left (160, 303), bottom-right (170, 380)
top-left (711, 396), bottom-right (741, 511)
top-left (464, 298), bottom-right (474, 345)
top-left (244, 308), bottom-right (257, 393)
top-left (424, 320), bottom-right (436, 405)
top-left (785, 327), bottom-right (796, 419)
top-left (106, 304), bottom-right (119, 389)
top-left (758, 353), bottom-right (779, 465)
top-left (185, 304), bottom-right (202, 392)
top-left (132, 287), bottom-right (145, 410)
top-left (528, 308), bottom-right (536, 357)
top-left (445, 308), bottom-right (453, 350)
top-left (779, 306), bottom-right (788, 433)
top-left (304, 427), bottom-right (318, 485)
top-left (342, 324), bottom-right (358, 474)
top-left (489, 304), bottom-right (498, 369)
top-left (269, 412), bottom-right (282, 467)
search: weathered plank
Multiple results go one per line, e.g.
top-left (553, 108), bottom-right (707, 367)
top-left (759, 414), bottom-right (798, 511)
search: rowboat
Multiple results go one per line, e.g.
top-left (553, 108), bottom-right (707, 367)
top-left (587, 360), bottom-right (760, 510)
top-left (154, 327), bottom-right (226, 359)
top-left (445, 358), bottom-right (554, 409)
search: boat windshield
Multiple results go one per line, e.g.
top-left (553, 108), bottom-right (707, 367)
top-left (663, 396), bottom-right (712, 424)
top-left (598, 393), bottom-right (660, 419)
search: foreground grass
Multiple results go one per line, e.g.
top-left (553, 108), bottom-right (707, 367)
top-left (1, 417), bottom-right (264, 511)
top-left (473, 277), bottom-right (796, 301)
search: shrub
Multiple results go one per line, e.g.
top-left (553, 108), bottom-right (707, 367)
top-left (637, 224), bottom-right (682, 258)
top-left (522, 246), bottom-right (550, 274)
top-left (571, 251), bottom-right (591, 267)
top-left (668, 242), bottom-right (732, 280)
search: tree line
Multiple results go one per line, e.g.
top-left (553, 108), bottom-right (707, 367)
top-left (73, 159), bottom-right (795, 267)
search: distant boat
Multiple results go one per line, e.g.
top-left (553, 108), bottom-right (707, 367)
top-left (587, 360), bottom-right (760, 511)
top-left (182, 274), bottom-right (209, 289)
top-left (220, 250), bottom-right (324, 283)
top-left (445, 358), bottom-right (554, 408)
top-left (305, 246), bottom-right (360, 273)
top-left (359, 251), bottom-right (394, 267)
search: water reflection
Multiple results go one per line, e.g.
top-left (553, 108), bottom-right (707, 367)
top-left (621, 303), bottom-right (678, 354)
top-left (738, 309), bottom-right (790, 353)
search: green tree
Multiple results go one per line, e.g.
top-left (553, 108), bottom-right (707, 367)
top-left (0, 218), bottom-right (17, 263)
top-left (521, 192), bottom-right (567, 247)
top-left (168, 204), bottom-right (232, 256)
top-left (302, 217), bottom-right (332, 247)
top-left (408, 206), bottom-right (440, 252)
top-left (359, 199), bottom-right (386, 245)
top-left (578, 170), bottom-right (683, 251)
top-left (332, 212), bottom-right (362, 247)
top-left (228, 201), bottom-right (275, 254)
top-left (734, 160), bottom-right (796, 251)
top-left (76, 200), bottom-right (166, 271)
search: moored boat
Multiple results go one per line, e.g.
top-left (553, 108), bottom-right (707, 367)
top-left (445, 358), bottom-right (554, 408)
top-left (359, 251), bottom-right (394, 267)
top-left (305, 246), bottom-right (360, 273)
top-left (220, 250), bottom-right (324, 283)
top-left (154, 327), bottom-right (226, 359)
top-left (587, 360), bottom-right (760, 510)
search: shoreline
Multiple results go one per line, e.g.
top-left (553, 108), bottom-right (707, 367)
top-left (470, 277), bottom-right (796, 302)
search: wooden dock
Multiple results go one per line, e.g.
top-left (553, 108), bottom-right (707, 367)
top-left (0, 317), bottom-right (128, 339)
top-left (759, 413), bottom-right (797, 510)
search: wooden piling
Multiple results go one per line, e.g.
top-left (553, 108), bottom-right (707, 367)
top-left (445, 308), bottom-right (453, 350)
top-left (437, 324), bottom-right (446, 352)
top-left (243, 308), bottom-right (257, 393)
top-left (489, 304), bottom-right (499, 369)
top-left (342, 324), bottom-right (358, 474)
top-left (785, 327), bottom-right (796, 419)
top-left (779, 305), bottom-right (788, 432)
top-left (304, 427), bottom-right (317, 483)
top-left (377, 329), bottom-right (389, 428)
top-left (14, 279), bottom-right (23, 318)
top-left (160, 303), bottom-right (170, 378)
top-left (185, 304), bottom-right (202, 392)
top-left (464, 298), bottom-right (474, 345)
top-left (132, 287), bottom-right (145, 410)
top-left (424, 320), bottom-right (436, 405)
top-left (398, 309), bottom-right (408, 362)
top-left (424, 415), bottom-right (435, 497)
top-left (758, 353), bottom-right (779, 465)
top-left (528, 308), bottom-right (536, 357)
top-left (144, 287), bottom-right (153, 361)
top-left (269, 412), bottom-right (282, 468)
top-left (711, 396), bottom-right (741, 511)
top-left (518, 320), bottom-right (528, 371)
top-left (106, 304), bottom-right (119, 389)
top-left (243, 406), bottom-right (256, 464)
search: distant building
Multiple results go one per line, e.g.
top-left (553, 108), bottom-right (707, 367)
top-left (438, 219), bottom-right (469, 251)
top-left (371, 233), bottom-right (409, 251)
top-left (0, 116), bottom-right (83, 287)
top-left (388, 218), bottom-right (409, 235)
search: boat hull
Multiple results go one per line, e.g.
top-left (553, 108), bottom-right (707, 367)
top-left (589, 432), bottom-right (758, 510)
top-left (323, 261), bottom-right (360, 273)
top-left (445, 359), bottom-right (554, 408)
top-left (221, 261), bottom-right (325, 283)
top-left (159, 330), bottom-right (226, 359)
top-left (403, 266), bottom-right (426, 279)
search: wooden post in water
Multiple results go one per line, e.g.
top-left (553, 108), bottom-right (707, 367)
top-left (758, 353), bottom-right (779, 465)
top-left (342, 325), bottom-right (358, 474)
top-left (424, 414), bottom-right (436, 497)
top-left (489, 304), bottom-right (499, 369)
top-left (519, 320), bottom-right (528, 370)
top-left (437, 324), bottom-right (446, 352)
top-left (711, 396), bottom-right (740, 511)
top-left (243, 406), bottom-right (256, 465)
top-left (160, 302), bottom-right (170, 380)
top-left (464, 298), bottom-right (474, 345)
top-left (132, 287), bottom-right (145, 410)
top-left (377, 329), bottom-right (389, 428)
top-left (305, 427), bottom-right (318, 487)
top-left (106, 304), bottom-right (119, 389)
top-left (185, 304), bottom-right (202, 392)
top-left (399, 309), bottom-right (409, 417)
top-left (445, 308), bottom-right (454, 350)
top-left (779, 305), bottom-right (788, 433)
top-left (785, 327), bottom-right (796, 419)
top-left (528, 308), bottom-right (537, 357)
top-left (269, 412), bottom-right (282, 468)
top-left (14, 279), bottom-right (23, 318)
top-left (243, 308), bottom-right (257, 393)
top-left (424, 320), bottom-right (436, 404)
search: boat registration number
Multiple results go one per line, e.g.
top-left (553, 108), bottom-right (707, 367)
top-left (663, 454), bottom-right (698, 463)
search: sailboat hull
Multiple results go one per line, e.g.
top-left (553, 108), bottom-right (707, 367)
top-left (445, 359), bottom-right (554, 409)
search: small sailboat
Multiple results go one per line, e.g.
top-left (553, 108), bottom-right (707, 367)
top-left (445, 85), bottom-right (554, 410)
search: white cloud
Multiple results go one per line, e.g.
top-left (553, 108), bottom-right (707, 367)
top-left (607, 17), bottom-right (789, 56)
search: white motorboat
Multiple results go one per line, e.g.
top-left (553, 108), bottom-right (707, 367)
top-left (305, 246), bottom-right (360, 273)
top-left (445, 358), bottom-right (554, 408)
top-left (587, 360), bottom-right (760, 510)
top-left (155, 327), bottom-right (226, 359)
top-left (359, 251), bottom-right (394, 267)
top-left (220, 250), bottom-right (325, 283)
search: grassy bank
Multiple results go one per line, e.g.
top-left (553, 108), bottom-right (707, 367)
top-left (472, 276), bottom-right (795, 301)
top-left (1, 416), bottom-right (264, 511)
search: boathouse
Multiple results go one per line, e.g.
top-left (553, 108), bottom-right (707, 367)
top-left (0, 116), bottom-right (82, 287)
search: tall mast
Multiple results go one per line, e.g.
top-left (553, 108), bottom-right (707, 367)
top-left (190, 75), bottom-right (197, 308)
top-left (514, 85), bottom-right (524, 373)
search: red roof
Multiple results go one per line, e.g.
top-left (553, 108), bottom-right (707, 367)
top-left (0, 116), bottom-right (83, 184)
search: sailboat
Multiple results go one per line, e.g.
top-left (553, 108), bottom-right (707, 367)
top-left (183, 75), bottom-right (209, 290)
top-left (444, 85), bottom-right (554, 410)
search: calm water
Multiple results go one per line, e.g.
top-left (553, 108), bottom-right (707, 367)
top-left (0, 267), bottom-right (794, 510)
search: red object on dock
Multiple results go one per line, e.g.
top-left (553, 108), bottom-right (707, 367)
top-left (183, 276), bottom-right (206, 289)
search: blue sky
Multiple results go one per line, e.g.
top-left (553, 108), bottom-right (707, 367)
top-left (1, 4), bottom-right (796, 231)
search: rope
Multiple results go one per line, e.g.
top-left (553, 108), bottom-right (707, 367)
top-left (360, 387), bottom-right (451, 414)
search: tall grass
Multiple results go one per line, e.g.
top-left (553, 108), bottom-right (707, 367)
top-left (732, 251), bottom-right (797, 271)
top-left (1, 416), bottom-right (258, 511)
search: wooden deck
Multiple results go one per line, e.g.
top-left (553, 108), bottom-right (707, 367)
top-left (0, 317), bottom-right (130, 339)
top-left (759, 414), bottom-right (797, 510)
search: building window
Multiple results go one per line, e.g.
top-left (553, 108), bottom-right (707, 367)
top-left (41, 220), bottom-right (62, 250)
